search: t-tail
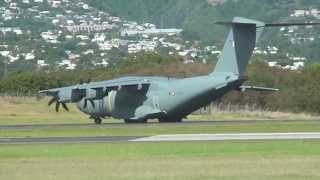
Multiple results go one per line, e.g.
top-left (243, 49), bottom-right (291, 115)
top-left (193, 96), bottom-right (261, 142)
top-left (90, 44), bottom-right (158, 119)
top-left (211, 17), bottom-right (320, 79)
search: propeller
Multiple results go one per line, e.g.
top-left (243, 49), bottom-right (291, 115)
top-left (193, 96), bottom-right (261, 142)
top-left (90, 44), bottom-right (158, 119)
top-left (84, 99), bottom-right (95, 109)
top-left (48, 96), bottom-right (70, 112)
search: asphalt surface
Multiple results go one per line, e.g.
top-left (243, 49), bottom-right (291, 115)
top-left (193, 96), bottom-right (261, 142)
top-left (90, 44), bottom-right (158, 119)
top-left (0, 136), bottom-right (144, 144)
top-left (0, 119), bottom-right (318, 130)
top-left (1, 133), bottom-right (320, 144)
top-left (132, 133), bottom-right (320, 142)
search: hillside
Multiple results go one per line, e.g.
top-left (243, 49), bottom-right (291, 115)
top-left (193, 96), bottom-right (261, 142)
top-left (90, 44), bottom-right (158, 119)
top-left (0, 0), bottom-right (320, 77)
top-left (88, 0), bottom-right (293, 42)
top-left (89, 0), bottom-right (320, 59)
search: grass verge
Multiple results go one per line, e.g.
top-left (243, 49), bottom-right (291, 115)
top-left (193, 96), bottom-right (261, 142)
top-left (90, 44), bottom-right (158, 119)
top-left (0, 141), bottom-right (320, 180)
top-left (1, 121), bottom-right (320, 138)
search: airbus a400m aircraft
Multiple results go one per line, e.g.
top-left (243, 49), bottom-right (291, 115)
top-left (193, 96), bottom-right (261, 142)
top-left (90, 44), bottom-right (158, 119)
top-left (40, 17), bottom-right (320, 124)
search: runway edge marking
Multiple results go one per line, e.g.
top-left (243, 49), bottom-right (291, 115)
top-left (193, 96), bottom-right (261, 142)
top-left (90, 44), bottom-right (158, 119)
top-left (130, 132), bottom-right (320, 142)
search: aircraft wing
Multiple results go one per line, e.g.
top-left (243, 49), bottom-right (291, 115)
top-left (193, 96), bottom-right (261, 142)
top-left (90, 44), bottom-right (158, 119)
top-left (89, 79), bottom-right (150, 91)
top-left (39, 78), bottom-right (151, 104)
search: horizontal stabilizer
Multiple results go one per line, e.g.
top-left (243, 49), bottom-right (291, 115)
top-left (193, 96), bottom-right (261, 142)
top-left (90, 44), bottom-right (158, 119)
top-left (215, 19), bottom-right (320, 28)
top-left (263, 22), bottom-right (320, 27)
top-left (215, 17), bottom-right (265, 26)
top-left (238, 85), bottom-right (279, 92)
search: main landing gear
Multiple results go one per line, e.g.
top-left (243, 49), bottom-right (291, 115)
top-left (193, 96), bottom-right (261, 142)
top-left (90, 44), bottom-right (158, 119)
top-left (158, 118), bottom-right (183, 123)
top-left (124, 119), bottom-right (148, 124)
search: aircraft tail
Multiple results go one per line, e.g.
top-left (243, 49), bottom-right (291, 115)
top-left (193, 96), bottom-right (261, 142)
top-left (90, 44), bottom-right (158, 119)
top-left (211, 17), bottom-right (320, 78)
top-left (211, 17), bottom-right (265, 78)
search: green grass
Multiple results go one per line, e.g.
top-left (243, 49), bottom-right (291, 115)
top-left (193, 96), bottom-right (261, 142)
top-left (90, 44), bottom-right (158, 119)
top-left (1, 121), bottom-right (320, 138)
top-left (1, 141), bottom-right (320, 180)
top-left (1, 141), bottom-right (320, 158)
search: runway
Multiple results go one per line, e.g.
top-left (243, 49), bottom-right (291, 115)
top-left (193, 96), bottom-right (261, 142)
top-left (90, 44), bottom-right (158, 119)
top-left (0, 119), bottom-right (318, 129)
top-left (131, 132), bottom-right (320, 142)
top-left (1, 132), bottom-right (320, 144)
top-left (0, 136), bottom-right (144, 144)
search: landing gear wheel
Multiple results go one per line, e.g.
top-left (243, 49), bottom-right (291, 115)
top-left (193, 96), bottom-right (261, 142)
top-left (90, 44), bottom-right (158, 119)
top-left (94, 118), bottom-right (102, 125)
top-left (159, 118), bottom-right (182, 123)
top-left (124, 119), bottom-right (148, 124)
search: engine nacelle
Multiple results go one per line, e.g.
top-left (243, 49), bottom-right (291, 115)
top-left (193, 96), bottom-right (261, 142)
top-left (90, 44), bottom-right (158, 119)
top-left (57, 88), bottom-right (85, 103)
top-left (57, 89), bottom-right (72, 103)
top-left (85, 88), bottom-right (105, 100)
top-left (77, 96), bottom-right (113, 117)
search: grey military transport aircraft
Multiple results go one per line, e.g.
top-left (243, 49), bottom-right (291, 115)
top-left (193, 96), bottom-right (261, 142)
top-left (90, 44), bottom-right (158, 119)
top-left (40, 17), bottom-right (320, 124)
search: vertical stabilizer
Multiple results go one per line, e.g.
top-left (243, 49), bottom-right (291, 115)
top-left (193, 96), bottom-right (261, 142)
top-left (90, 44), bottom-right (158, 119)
top-left (211, 17), bottom-right (265, 78)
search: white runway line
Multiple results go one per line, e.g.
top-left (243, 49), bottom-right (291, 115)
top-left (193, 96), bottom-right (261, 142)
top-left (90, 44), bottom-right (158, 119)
top-left (131, 132), bottom-right (320, 142)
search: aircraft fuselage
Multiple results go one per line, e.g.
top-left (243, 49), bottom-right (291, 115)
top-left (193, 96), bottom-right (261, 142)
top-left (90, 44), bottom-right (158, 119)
top-left (77, 73), bottom-right (240, 122)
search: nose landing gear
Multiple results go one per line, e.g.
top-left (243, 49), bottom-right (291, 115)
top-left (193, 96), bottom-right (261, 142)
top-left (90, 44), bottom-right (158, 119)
top-left (94, 118), bottom-right (102, 124)
top-left (90, 116), bottom-right (103, 124)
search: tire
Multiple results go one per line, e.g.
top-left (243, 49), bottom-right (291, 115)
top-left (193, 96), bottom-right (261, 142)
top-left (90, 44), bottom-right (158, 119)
top-left (124, 119), bottom-right (148, 124)
top-left (159, 118), bottom-right (182, 123)
top-left (94, 118), bottom-right (102, 125)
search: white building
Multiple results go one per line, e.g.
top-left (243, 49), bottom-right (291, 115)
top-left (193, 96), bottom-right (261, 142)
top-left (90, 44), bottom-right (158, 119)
top-left (292, 10), bottom-right (306, 17)
top-left (0, 51), bottom-right (10, 57)
top-left (52, 0), bottom-right (62, 8)
top-left (268, 61), bottom-right (278, 67)
top-left (37, 60), bottom-right (49, 67)
top-left (127, 41), bottom-right (158, 54)
top-left (92, 34), bottom-right (106, 43)
top-left (24, 53), bottom-right (35, 60)
top-left (41, 31), bottom-right (58, 42)
top-left (58, 60), bottom-right (76, 70)
top-left (292, 61), bottom-right (305, 69)
top-left (94, 59), bottom-right (109, 67)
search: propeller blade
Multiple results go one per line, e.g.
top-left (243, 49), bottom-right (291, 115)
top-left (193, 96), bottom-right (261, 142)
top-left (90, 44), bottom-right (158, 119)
top-left (89, 99), bottom-right (95, 108)
top-left (55, 102), bottom-right (60, 112)
top-left (84, 99), bottom-right (88, 109)
top-left (48, 97), bottom-right (57, 106)
top-left (83, 99), bottom-right (95, 109)
top-left (61, 103), bottom-right (69, 112)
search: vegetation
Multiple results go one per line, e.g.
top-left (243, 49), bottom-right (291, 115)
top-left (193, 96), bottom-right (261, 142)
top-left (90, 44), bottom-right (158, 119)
top-left (1, 141), bottom-right (320, 180)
